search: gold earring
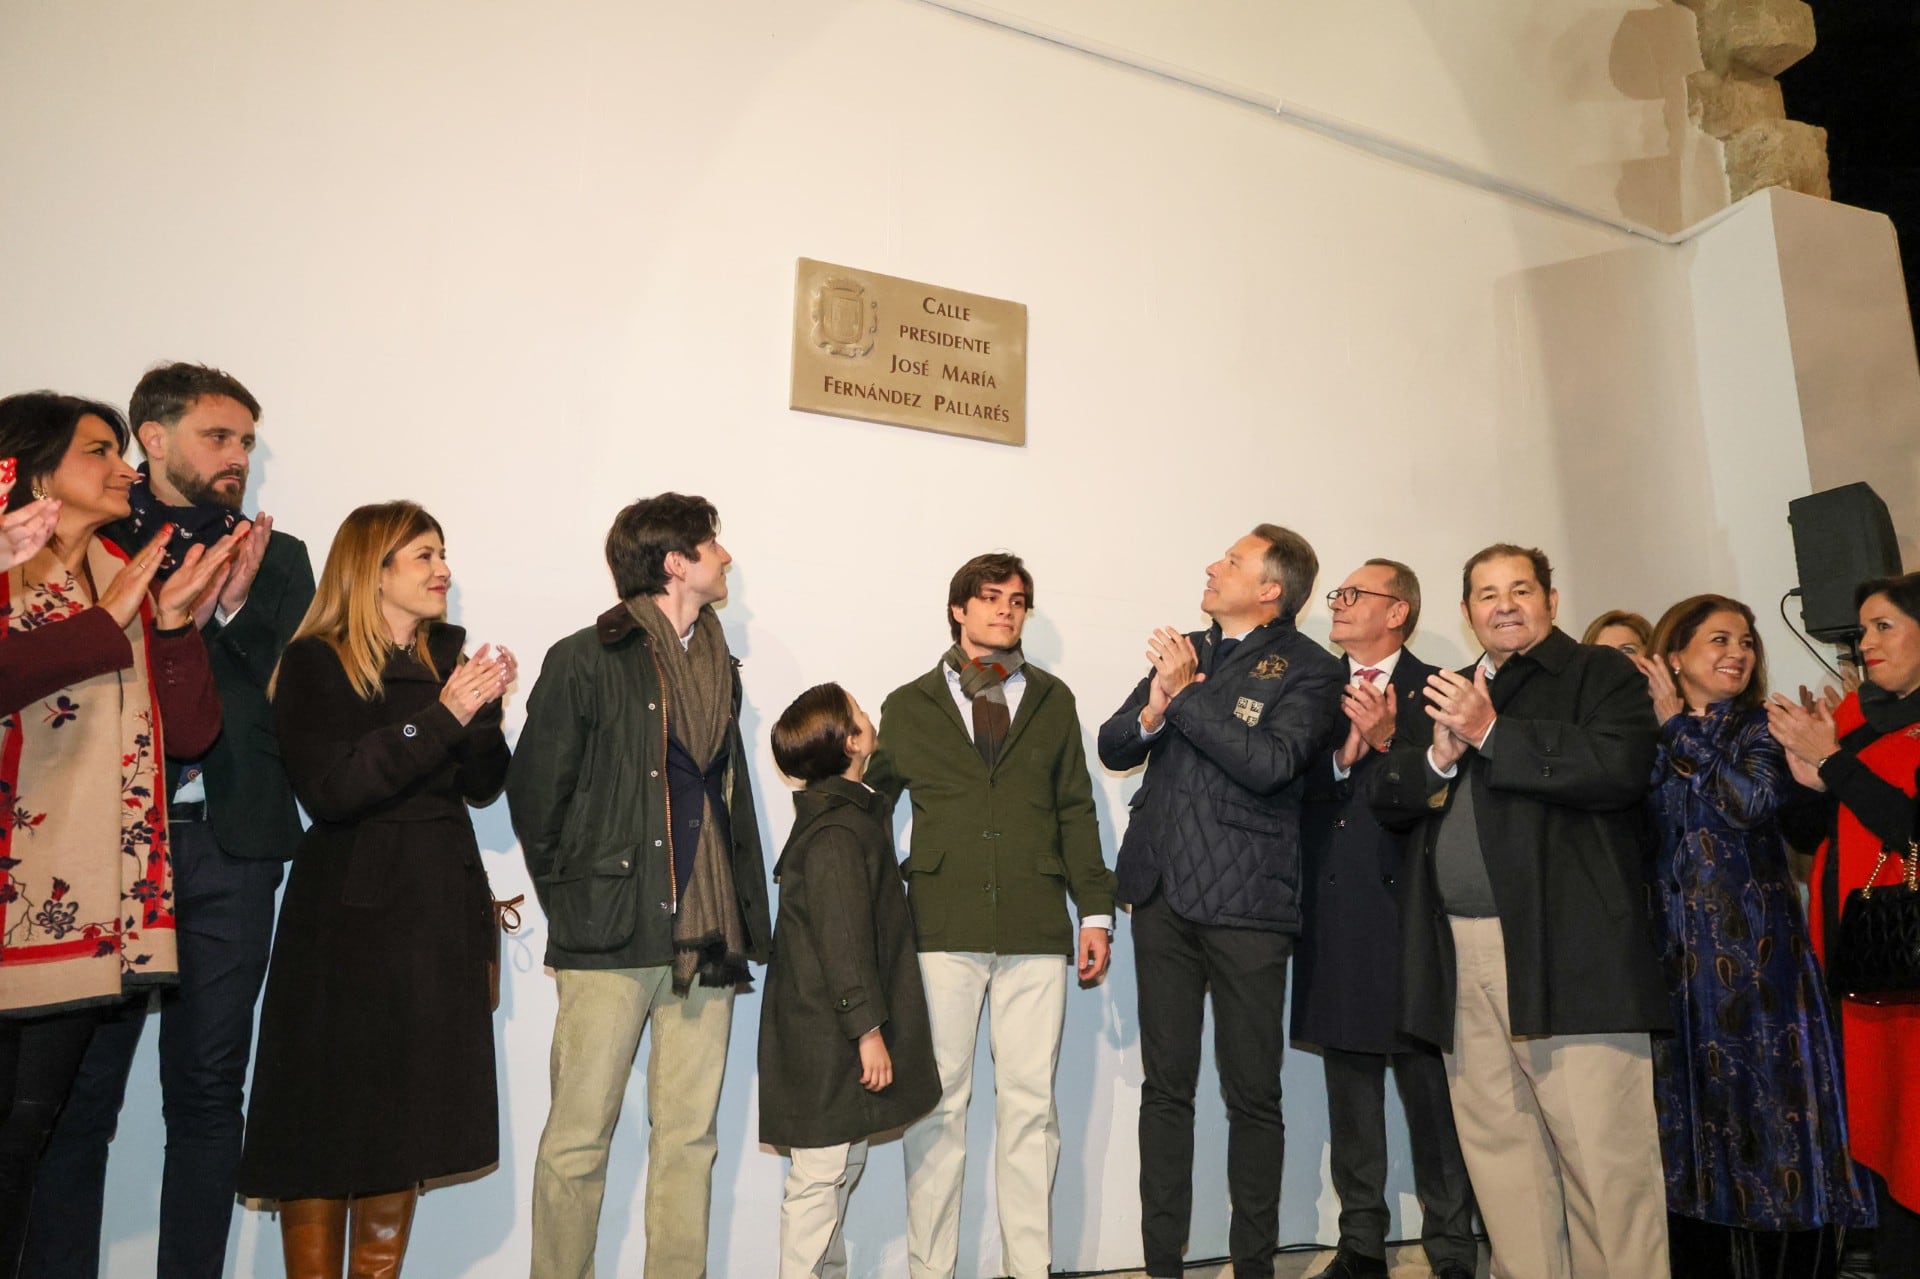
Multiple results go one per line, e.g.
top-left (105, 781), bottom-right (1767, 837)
top-left (29, 479), bottom-right (49, 501)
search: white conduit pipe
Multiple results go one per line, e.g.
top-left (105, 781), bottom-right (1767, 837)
top-left (913, 0), bottom-right (1750, 246)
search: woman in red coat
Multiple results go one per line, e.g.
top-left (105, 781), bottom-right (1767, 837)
top-left (0, 394), bottom-right (235, 1278)
top-left (1769, 571), bottom-right (1920, 1279)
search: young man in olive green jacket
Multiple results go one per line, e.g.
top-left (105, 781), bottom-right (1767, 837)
top-left (865, 552), bottom-right (1116, 1279)
top-left (508, 493), bottom-right (771, 1279)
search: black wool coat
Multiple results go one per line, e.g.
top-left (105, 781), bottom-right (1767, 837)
top-left (758, 777), bottom-right (940, 1150)
top-left (197, 529), bottom-right (315, 860)
top-left (102, 521), bottom-right (317, 860)
top-left (1291, 649), bottom-right (1438, 1054)
top-left (1097, 616), bottom-right (1344, 932)
top-left (1370, 628), bottom-right (1669, 1050)
top-left (239, 626), bottom-right (508, 1199)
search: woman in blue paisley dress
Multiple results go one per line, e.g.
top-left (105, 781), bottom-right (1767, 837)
top-left (1631, 593), bottom-right (1871, 1275)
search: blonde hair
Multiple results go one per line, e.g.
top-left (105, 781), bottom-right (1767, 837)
top-left (271, 501), bottom-right (445, 701)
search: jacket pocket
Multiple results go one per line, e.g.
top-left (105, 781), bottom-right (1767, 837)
top-left (543, 845), bottom-right (642, 952)
top-left (903, 846), bottom-right (946, 936)
top-left (1035, 853), bottom-right (1067, 879)
top-left (1218, 798), bottom-right (1286, 835)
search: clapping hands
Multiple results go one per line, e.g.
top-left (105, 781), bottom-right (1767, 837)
top-left (0, 498), bottom-right (60, 573)
top-left (1335, 679), bottom-right (1397, 770)
top-left (439, 643), bottom-right (518, 725)
top-left (1764, 684), bottom-right (1842, 791)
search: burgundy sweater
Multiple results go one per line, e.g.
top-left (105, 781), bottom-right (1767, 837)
top-left (1, 606), bottom-right (221, 757)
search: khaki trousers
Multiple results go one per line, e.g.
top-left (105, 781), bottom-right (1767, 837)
top-left (903, 952), bottom-right (1068, 1279)
top-left (779, 1140), bottom-right (868, 1279)
top-left (529, 966), bottom-right (736, 1279)
top-left (1445, 917), bottom-right (1668, 1279)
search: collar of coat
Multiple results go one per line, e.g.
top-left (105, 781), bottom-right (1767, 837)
top-left (1473, 625), bottom-right (1576, 678)
top-left (387, 622), bottom-right (467, 682)
top-left (1202, 613), bottom-right (1294, 655)
top-left (797, 774), bottom-right (882, 816)
top-left (597, 599), bottom-right (643, 647)
top-left (910, 657), bottom-right (1058, 720)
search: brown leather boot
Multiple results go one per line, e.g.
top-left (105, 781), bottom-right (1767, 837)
top-left (278, 1198), bottom-right (347, 1279)
top-left (347, 1188), bottom-right (418, 1279)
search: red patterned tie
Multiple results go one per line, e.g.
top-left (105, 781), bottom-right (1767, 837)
top-left (1354, 668), bottom-right (1383, 684)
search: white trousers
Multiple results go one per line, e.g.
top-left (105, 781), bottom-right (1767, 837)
top-left (902, 951), bottom-right (1068, 1279)
top-left (780, 1140), bottom-right (869, 1279)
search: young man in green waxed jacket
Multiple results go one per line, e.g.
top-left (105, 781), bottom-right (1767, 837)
top-left (507, 493), bottom-right (771, 1279)
top-left (864, 551), bottom-right (1116, 1279)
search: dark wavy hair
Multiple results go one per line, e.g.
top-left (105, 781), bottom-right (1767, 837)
top-left (0, 391), bottom-right (130, 513)
top-left (1855, 572), bottom-right (1920, 623)
top-left (946, 552), bottom-right (1033, 642)
top-left (129, 362), bottom-right (261, 428)
top-left (605, 492), bottom-right (720, 599)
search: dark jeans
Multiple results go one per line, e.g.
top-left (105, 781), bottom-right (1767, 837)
top-left (22, 821), bottom-right (281, 1279)
top-left (0, 1008), bottom-right (105, 1279)
top-left (1322, 1045), bottom-right (1477, 1271)
top-left (1132, 893), bottom-right (1292, 1279)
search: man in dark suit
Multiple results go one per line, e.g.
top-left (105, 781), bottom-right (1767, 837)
top-left (25, 364), bottom-right (314, 1279)
top-left (1372, 543), bottom-right (1668, 1279)
top-left (1097, 524), bottom-right (1342, 1279)
top-left (1290, 559), bottom-right (1475, 1279)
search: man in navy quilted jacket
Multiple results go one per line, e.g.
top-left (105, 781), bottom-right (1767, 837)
top-left (1098, 524), bottom-right (1343, 1279)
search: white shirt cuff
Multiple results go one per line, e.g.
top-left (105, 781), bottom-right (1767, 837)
top-left (1426, 746), bottom-right (1460, 779)
top-left (1138, 711), bottom-right (1165, 740)
top-left (1080, 915), bottom-right (1113, 934)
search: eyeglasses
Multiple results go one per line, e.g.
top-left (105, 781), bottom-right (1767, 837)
top-left (1326, 586), bottom-right (1402, 608)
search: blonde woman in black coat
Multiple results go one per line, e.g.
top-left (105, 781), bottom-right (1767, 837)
top-left (761, 684), bottom-right (940, 1279)
top-left (238, 501), bottom-right (513, 1279)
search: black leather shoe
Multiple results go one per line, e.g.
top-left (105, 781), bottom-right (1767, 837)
top-left (1432, 1263), bottom-right (1477, 1279)
top-left (1320, 1247), bottom-right (1390, 1279)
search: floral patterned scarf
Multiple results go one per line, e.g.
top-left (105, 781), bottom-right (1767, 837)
top-left (0, 538), bottom-right (177, 1015)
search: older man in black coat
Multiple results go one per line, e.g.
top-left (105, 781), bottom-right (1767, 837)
top-left (1372, 544), bottom-right (1668, 1279)
top-left (1291, 560), bottom-right (1474, 1279)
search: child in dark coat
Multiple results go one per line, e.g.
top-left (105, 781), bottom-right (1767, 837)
top-left (761, 683), bottom-right (940, 1278)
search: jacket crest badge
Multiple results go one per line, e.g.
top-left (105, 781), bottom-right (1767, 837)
top-left (1234, 696), bottom-right (1264, 725)
top-left (1250, 654), bottom-right (1289, 681)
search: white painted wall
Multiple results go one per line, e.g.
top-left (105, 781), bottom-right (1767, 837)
top-left (1773, 191), bottom-right (1920, 571)
top-left (916, 0), bottom-right (1729, 231)
top-left (0, 1), bottom-right (1855, 1275)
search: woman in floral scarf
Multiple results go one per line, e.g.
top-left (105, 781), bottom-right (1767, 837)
top-left (0, 392), bottom-right (238, 1278)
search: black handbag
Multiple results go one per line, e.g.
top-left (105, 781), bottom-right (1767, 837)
top-left (1832, 839), bottom-right (1920, 1005)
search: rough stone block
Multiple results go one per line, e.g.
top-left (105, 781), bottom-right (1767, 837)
top-left (1725, 118), bottom-right (1831, 202)
top-left (1726, 0), bottom-right (1816, 76)
top-left (1687, 67), bottom-right (1786, 138)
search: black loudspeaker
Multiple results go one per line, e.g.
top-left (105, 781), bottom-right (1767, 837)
top-left (1788, 482), bottom-right (1903, 642)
